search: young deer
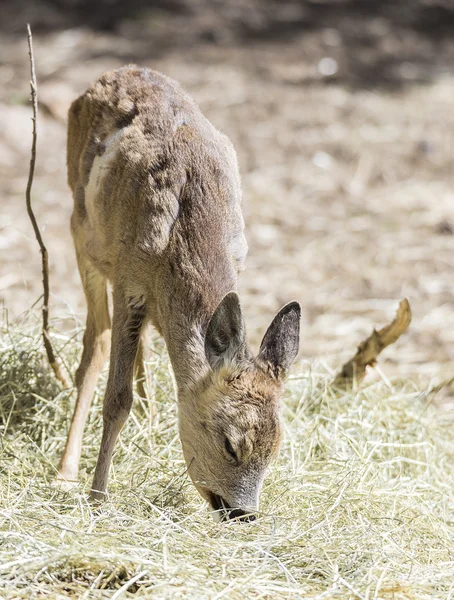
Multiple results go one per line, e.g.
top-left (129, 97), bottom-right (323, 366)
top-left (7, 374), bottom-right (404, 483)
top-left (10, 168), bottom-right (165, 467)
top-left (58, 66), bottom-right (301, 521)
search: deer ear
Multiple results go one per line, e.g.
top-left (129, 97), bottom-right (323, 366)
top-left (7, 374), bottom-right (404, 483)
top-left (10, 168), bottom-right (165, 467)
top-left (258, 302), bottom-right (301, 378)
top-left (205, 292), bottom-right (246, 370)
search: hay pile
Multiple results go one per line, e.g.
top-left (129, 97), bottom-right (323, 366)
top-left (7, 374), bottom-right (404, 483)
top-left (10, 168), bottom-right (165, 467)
top-left (1, 313), bottom-right (454, 599)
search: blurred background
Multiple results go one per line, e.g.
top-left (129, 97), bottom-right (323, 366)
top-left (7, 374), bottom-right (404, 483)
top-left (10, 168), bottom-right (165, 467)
top-left (1, 0), bottom-right (453, 385)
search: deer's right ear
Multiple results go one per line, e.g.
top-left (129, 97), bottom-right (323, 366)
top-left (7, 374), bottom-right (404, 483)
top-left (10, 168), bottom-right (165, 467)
top-left (205, 292), bottom-right (246, 370)
top-left (258, 301), bottom-right (301, 379)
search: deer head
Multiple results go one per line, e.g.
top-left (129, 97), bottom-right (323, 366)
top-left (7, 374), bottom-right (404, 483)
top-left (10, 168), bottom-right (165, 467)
top-left (178, 293), bottom-right (300, 521)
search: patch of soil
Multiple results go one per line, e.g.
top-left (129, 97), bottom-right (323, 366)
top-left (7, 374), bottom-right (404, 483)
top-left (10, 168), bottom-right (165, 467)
top-left (1, 0), bottom-right (454, 393)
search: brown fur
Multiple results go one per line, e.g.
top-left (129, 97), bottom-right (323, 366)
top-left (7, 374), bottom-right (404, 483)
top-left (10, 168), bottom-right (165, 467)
top-left (58, 66), bottom-right (300, 519)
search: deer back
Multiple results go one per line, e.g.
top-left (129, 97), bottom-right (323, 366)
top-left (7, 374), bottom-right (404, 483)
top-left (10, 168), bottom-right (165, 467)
top-left (67, 66), bottom-right (247, 332)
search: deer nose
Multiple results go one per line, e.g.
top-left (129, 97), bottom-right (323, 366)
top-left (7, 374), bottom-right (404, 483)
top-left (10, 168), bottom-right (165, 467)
top-left (208, 492), bottom-right (257, 522)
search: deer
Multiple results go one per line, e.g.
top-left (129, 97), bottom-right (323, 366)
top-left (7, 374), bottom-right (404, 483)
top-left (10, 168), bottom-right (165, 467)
top-left (57, 65), bottom-right (301, 521)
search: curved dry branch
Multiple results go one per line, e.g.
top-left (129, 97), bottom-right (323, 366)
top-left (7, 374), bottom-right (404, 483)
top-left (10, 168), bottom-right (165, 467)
top-left (333, 298), bottom-right (412, 388)
top-left (26, 24), bottom-right (71, 388)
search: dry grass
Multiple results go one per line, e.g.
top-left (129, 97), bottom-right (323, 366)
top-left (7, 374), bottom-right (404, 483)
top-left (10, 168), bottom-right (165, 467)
top-left (1, 312), bottom-right (454, 599)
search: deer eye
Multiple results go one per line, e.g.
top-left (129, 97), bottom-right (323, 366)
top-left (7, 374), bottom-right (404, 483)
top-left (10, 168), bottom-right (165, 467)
top-left (224, 437), bottom-right (238, 463)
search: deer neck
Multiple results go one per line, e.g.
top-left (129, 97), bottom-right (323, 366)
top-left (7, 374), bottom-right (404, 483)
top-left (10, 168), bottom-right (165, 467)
top-left (162, 314), bottom-right (205, 390)
top-left (158, 282), bottom-right (234, 393)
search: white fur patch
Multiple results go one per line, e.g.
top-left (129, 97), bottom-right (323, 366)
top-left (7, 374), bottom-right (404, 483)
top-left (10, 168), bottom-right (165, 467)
top-left (231, 228), bottom-right (248, 272)
top-left (210, 509), bottom-right (223, 523)
top-left (85, 129), bottom-right (124, 224)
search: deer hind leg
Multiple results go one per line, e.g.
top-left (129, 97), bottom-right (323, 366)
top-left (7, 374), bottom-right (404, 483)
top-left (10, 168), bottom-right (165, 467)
top-left (57, 254), bottom-right (111, 485)
top-left (90, 289), bottom-right (146, 501)
top-left (134, 327), bottom-right (158, 420)
top-left (134, 334), bottom-right (147, 399)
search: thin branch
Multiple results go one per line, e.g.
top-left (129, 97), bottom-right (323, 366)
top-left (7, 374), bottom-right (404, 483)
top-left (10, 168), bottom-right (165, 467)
top-left (333, 298), bottom-right (412, 389)
top-left (26, 24), bottom-right (71, 388)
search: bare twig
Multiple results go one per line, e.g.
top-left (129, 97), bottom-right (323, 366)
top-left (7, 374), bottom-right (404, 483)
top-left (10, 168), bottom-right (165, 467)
top-left (333, 298), bottom-right (412, 388)
top-left (25, 24), bottom-right (70, 388)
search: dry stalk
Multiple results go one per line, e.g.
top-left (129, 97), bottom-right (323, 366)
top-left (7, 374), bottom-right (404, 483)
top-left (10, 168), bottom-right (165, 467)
top-left (25, 24), bottom-right (70, 388)
top-left (333, 298), bottom-right (412, 388)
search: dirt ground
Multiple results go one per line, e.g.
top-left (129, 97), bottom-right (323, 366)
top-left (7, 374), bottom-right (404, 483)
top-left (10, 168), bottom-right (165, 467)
top-left (1, 0), bottom-right (454, 393)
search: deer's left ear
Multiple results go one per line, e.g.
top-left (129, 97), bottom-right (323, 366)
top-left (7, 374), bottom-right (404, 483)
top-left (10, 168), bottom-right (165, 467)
top-left (258, 302), bottom-right (301, 378)
top-left (205, 292), bottom-right (246, 370)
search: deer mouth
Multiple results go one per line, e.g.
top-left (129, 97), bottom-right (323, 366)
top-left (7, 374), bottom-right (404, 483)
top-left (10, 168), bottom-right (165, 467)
top-left (207, 492), bottom-right (256, 522)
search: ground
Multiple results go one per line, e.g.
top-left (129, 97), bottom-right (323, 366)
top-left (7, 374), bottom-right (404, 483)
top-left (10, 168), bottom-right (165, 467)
top-left (1, 4), bottom-right (454, 597)
top-left (1, 0), bottom-right (454, 392)
top-left (1, 323), bottom-right (454, 598)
